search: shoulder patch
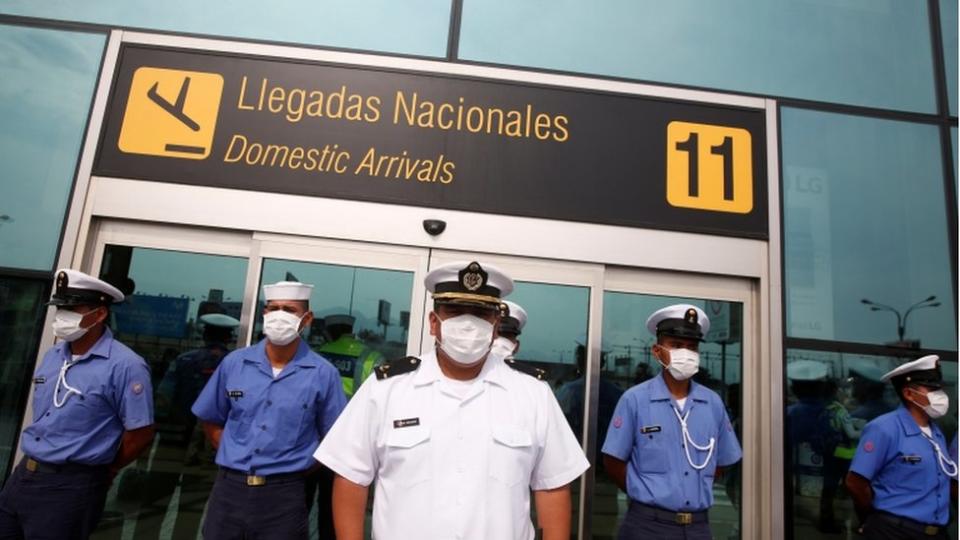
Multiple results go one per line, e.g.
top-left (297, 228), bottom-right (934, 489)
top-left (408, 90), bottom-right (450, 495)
top-left (375, 356), bottom-right (421, 380)
top-left (505, 358), bottom-right (547, 381)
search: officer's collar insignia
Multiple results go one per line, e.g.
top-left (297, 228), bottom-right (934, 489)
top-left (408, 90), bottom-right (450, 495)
top-left (459, 262), bottom-right (487, 292)
top-left (505, 358), bottom-right (546, 380)
top-left (33, 377), bottom-right (46, 384)
top-left (227, 390), bottom-right (244, 400)
top-left (685, 308), bottom-right (698, 325)
top-left (375, 356), bottom-right (421, 380)
top-left (393, 417), bottom-right (420, 429)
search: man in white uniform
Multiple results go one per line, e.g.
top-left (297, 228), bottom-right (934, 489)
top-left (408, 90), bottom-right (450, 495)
top-left (314, 260), bottom-right (589, 540)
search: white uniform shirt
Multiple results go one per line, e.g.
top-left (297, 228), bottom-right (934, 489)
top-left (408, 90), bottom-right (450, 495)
top-left (314, 348), bottom-right (589, 540)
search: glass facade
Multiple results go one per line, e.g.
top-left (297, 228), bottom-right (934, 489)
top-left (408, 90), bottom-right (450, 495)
top-left (941, 0), bottom-right (958, 115)
top-left (0, 278), bottom-right (49, 484)
top-left (459, 0), bottom-right (938, 113)
top-left (93, 245), bottom-right (248, 539)
top-left (782, 108), bottom-right (955, 350)
top-left (0, 1), bottom-right (450, 58)
top-left (785, 349), bottom-right (958, 539)
top-left (0, 24), bottom-right (104, 270)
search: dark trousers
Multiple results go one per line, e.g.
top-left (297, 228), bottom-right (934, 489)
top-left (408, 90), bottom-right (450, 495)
top-left (617, 502), bottom-right (712, 540)
top-left (0, 460), bottom-right (109, 540)
top-left (202, 469), bottom-right (308, 540)
top-left (862, 512), bottom-right (949, 540)
top-left (304, 465), bottom-right (336, 540)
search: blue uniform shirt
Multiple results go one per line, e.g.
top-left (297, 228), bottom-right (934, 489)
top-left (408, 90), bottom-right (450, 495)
top-left (602, 374), bottom-right (741, 512)
top-left (191, 339), bottom-right (346, 475)
top-left (22, 328), bottom-right (154, 465)
top-left (850, 406), bottom-right (955, 526)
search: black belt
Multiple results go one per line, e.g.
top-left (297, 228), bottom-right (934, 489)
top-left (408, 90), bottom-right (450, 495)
top-left (22, 457), bottom-right (108, 475)
top-left (630, 501), bottom-right (709, 526)
top-left (874, 511), bottom-right (945, 537)
top-left (218, 467), bottom-right (306, 487)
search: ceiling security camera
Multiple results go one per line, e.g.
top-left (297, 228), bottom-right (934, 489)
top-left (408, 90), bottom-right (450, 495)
top-left (422, 219), bottom-right (446, 236)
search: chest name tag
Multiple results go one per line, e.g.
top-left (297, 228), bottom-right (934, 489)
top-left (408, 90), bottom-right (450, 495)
top-left (393, 417), bottom-right (420, 429)
top-left (641, 425), bottom-right (662, 434)
top-left (33, 377), bottom-right (46, 384)
top-left (227, 390), bottom-right (244, 400)
top-left (901, 455), bottom-right (922, 464)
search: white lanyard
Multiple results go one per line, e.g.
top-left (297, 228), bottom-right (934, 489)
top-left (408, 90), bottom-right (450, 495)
top-left (920, 431), bottom-right (958, 478)
top-left (672, 406), bottom-right (715, 470)
top-left (53, 358), bottom-right (84, 408)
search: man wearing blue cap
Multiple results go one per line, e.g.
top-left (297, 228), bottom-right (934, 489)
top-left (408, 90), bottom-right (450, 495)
top-left (315, 261), bottom-right (588, 540)
top-left (602, 304), bottom-right (741, 539)
top-left (192, 281), bottom-right (346, 539)
top-left (845, 355), bottom-right (957, 539)
top-left (0, 269), bottom-right (155, 540)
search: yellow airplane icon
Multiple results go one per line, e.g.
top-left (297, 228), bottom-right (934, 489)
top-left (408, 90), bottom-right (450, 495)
top-left (118, 67), bottom-right (224, 159)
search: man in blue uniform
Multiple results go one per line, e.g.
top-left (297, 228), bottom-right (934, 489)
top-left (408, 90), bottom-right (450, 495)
top-left (0, 269), bottom-right (155, 540)
top-left (192, 280), bottom-right (346, 540)
top-left (602, 304), bottom-right (742, 540)
top-left (845, 355), bottom-right (958, 539)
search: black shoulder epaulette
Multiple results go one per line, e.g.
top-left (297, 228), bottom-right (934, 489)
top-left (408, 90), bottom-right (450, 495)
top-left (375, 356), bottom-right (421, 380)
top-left (504, 358), bottom-right (547, 381)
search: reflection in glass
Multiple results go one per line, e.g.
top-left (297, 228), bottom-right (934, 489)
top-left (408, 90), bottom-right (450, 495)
top-left (595, 292), bottom-right (742, 540)
top-left (0, 278), bottom-right (49, 483)
top-left (782, 108), bottom-right (955, 350)
top-left (942, 0), bottom-right (958, 116)
top-left (92, 245), bottom-right (248, 539)
top-left (258, 259), bottom-right (414, 539)
top-left (785, 350), bottom-right (958, 539)
top-left (0, 24), bottom-right (104, 270)
top-left (0, 1), bottom-right (450, 57)
top-left (459, 0), bottom-right (937, 113)
top-left (499, 281), bottom-right (589, 537)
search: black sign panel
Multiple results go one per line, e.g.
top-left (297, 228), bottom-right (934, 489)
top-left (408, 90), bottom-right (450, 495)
top-left (95, 45), bottom-right (768, 238)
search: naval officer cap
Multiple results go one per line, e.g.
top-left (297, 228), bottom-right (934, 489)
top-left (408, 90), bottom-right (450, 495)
top-left (263, 281), bottom-right (314, 301)
top-left (645, 303), bottom-right (710, 341)
top-left (324, 314), bottom-right (356, 328)
top-left (425, 261), bottom-right (513, 310)
top-left (47, 269), bottom-right (124, 307)
top-left (882, 354), bottom-right (943, 389)
top-left (787, 359), bottom-right (829, 381)
top-left (499, 300), bottom-right (527, 336)
top-left (199, 313), bottom-right (240, 328)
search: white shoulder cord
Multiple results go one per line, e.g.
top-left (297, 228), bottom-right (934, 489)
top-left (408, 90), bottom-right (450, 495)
top-left (53, 359), bottom-right (84, 408)
top-left (673, 406), bottom-right (716, 470)
top-left (920, 431), bottom-right (958, 478)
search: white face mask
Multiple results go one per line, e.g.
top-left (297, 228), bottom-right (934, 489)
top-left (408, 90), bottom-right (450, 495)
top-left (52, 309), bottom-right (95, 342)
top-left (438, 314), bottom-right (495, 366)
top-left (660, 347), bottom-right (700, 381)
top-left (263, 311), bottom-right (305, 346)
top-left (490, 336), bottom-right (517, 359)
top-left (912, 388), bottom-right (950, 419)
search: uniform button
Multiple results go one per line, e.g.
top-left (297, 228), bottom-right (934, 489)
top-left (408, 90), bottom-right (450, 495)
top-left (34, 437), bottom-right (40, 441)
top-left (261, 425), bottom-right (267, 430)
top-left (45, 413), bottom-right (50, 417)
top-left (684, 472), bottom-right (689, 476)
top-left (685, 500), bottom-right (690, 505)
top-left (255, 448), bottom-right (261, 454)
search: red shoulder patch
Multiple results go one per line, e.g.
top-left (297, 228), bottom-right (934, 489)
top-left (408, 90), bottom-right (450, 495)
top-left (864, 440), bottom-right (874, 453)
top-left (613, 416), bottom-right (623, 429)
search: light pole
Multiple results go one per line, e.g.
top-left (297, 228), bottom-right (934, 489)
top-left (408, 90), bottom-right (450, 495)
top-left (860, 295), bottom-right (941, 343)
